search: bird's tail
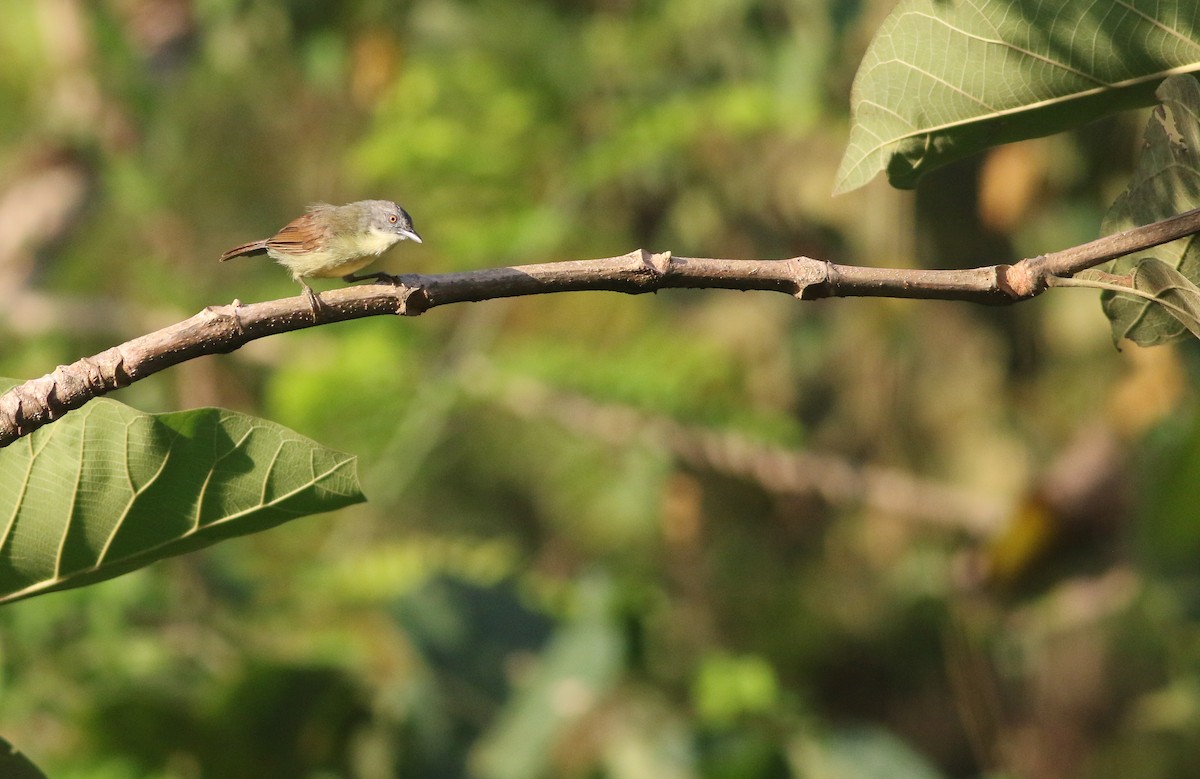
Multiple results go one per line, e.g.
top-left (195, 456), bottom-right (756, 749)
top-left (219, 240), bottom-right (269, 262)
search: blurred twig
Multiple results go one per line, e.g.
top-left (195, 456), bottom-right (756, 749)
top-left (3, 205), bottom-right (1200, 447)
top-left (478, 367), bottom-right (1006, 534)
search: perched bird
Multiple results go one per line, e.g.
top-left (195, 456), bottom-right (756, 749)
top-left (219, 200), bottom-right (421, 310)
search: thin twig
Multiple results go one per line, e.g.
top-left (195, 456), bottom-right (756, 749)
top-left (3, 206), bottom-right (1200, 448)
top-left (1005, 206), bottom-right (1200, 295)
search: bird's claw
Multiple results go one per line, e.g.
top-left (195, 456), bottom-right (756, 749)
top-left (302, 285), bottom-right (327, 323)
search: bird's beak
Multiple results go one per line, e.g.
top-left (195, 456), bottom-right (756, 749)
top-left (401, 229), bottom-right (422, 244)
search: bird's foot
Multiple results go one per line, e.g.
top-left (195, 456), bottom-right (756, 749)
top-left (302, 285), bottom-right (327, 323)
top-left (342, 271), bottom-right (400, 285)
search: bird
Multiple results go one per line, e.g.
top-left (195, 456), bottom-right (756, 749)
top-left (219, 200), bottom-right (421, 311)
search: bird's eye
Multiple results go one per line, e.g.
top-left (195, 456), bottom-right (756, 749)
top-left (389, 215), bottom-right (398, 224)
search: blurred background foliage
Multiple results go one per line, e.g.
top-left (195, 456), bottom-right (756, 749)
top-left (1, 0), bottom-right (1199, 777)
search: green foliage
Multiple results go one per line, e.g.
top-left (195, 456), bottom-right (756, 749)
top-left (0, 388), bottom-right (362, 604)
top-left (470, 576), bottom-right (625, 779)
top-left (692, 652), bottom-right (780, 725)
top-left (1139, 411), bottom-right (1200, 574)
top-left (263, 319), bottom-right (425, 450)
top-left (837, 0), bottom-right (1200, 193)
top-left (496, 329), bottom-right (804, 443)
top-left (351, 0), bottom-right (821, 263)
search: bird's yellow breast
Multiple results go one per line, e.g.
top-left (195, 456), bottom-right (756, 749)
top-left (268, 228), bottom-right (399, 280)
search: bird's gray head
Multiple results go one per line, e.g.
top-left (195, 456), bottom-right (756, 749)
top-left (362, 199), bottom-right (422, 244)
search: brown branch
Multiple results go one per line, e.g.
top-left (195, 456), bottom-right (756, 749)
top-left (4, 206), bottom-right (1200, 448)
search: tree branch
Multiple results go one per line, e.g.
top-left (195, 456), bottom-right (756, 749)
top-left (4, 206), bottom-right (1200, 448)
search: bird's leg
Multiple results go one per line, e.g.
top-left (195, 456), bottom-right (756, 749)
top-left (342, 271), bottom-right (401, 285)
top-left (301, 281), bottom-right (326, 322)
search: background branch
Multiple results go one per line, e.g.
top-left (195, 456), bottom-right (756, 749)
top-left (4, 207), bottom-right (1200, 448)
top-left (479, 366), bottom-right (1006, 534)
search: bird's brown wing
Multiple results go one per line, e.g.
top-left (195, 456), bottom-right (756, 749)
top-left (267, 206), bottom-right (333, 255)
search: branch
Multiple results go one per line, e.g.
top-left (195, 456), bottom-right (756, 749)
top-left (4, 206), bottom-right (1200, 447)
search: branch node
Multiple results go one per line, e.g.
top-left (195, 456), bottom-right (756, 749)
top-left (200, 302), bottom-right (247, 353)
top-left (45, 367), bottom-right (70, 416)
top-left (79, 357), bottom-right (103, 391)
top-left (791, 258), bottom-right (833, 299)
top-left (394, 283), bottom-right (423, 316)
top-left (1003, 257), bottom-right (1048, 298)
top-left (109, 350), bottom-right (133, 388)
top-left (643, 250), bottom-right (672, 279)
top-left (10, 393), bottom-right (27, 434)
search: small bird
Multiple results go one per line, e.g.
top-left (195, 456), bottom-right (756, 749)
top-left (219, 200), bottom-right (421, 310)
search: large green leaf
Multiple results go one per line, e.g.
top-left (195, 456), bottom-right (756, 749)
top-left (0, 391), bottom-right (363, 605)
top-left (1098, 75), bottom-right (1200, 345)
top-left (835, 0), bottom-right (1200, 193)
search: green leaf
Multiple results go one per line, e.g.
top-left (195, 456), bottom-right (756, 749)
top-left (835, 0), bottom-right (1200, 193)
top-left (0, 394), bottom-right (363, 605)
top-left (1099, 75), bottom-right (1200, 345)
top-left (1133, 259), bottom-right (1200, 339)
top-left (1083, 259), bottom-right (1200, 345)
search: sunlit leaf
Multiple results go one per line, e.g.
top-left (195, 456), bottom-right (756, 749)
top-left (0, 392), bottom-right (363, 605)
top-left (835, 0), bottom-right (1200, 193)
top-left (1099, 75), bottom-right (1200, 345)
